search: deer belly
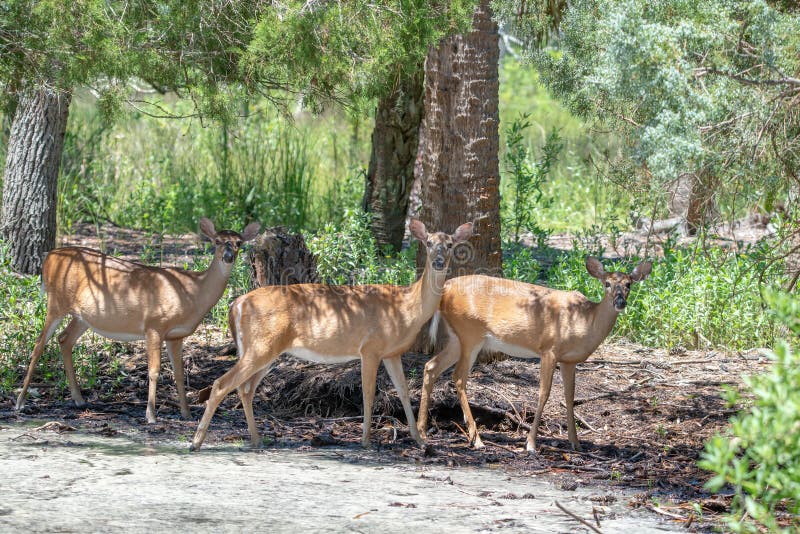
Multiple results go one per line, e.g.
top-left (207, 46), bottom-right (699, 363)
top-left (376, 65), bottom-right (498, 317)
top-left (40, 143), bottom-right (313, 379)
top-left (166, 326), bottom-right (195, 338)
top-left (88, 326), bottom-right (144, 342)
top-left (288, 348), bottom-right (360, 364)
top-left (484, 335), bottom-right (540, 359)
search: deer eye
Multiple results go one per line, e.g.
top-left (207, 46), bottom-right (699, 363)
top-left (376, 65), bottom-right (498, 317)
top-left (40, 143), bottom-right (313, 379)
top-left (625, 282), bottom-right (631, 289)
top-left (605, 282), bottom-right (611, 289)
top-left (426, 240), bottom-right (433, 247)
top-left (215, 239), bottom-right (222, 245)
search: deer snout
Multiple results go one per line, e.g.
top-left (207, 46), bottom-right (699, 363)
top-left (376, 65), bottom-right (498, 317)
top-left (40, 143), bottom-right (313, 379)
top-left (613, 293), bottom-right (627, 311)
top-left (222, 244), bottom-right (236, 263)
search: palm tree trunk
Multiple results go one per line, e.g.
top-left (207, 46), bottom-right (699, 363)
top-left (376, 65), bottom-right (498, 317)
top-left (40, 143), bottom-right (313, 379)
top-left (414, 0), bottom-right (502, 277)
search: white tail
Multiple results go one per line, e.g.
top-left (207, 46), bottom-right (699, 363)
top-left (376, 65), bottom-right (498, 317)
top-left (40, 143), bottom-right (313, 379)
top-left (16, 218), bottom-right (260, 423)
top-left (417, 257), bottom-right (652, 452)
top-left (190, 219), bottom-right (473, 451)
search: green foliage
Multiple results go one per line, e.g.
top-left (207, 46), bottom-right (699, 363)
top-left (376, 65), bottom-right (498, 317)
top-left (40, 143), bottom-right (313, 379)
top-left (543, 242), bottom-right (781, 350)
top-left (700, 293), bottom-right (800, 532)
top-left (533, 0), bottom-right (800, 219)
top-left (56, 96), bottom-right (370, 234)
top-left (501, 242), bottom-right (541, 282)
top-left (498, 58), bottom-right (630, 232)
top-left (307, 210), bottom-right (417, 286)
top-left (501, 113), bottom-right (562, 245)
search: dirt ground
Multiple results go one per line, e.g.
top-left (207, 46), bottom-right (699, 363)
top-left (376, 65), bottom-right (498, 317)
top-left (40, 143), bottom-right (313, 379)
top-left (0, 221), bottom-right (780, 531)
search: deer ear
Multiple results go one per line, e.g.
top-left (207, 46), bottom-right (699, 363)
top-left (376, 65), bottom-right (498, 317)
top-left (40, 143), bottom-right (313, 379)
top-left (409, 219), bottom-right (428, 243)
top-left (241, 222), bottom-right (261, 242)
top-left (585, 256), bottom-right (606, 279)
top-left (199, 218), bottom-right (217, 240)
top-left (452, 222), bottom-right (473, 243)
top-left (631, 261), bottom-right (652, 282)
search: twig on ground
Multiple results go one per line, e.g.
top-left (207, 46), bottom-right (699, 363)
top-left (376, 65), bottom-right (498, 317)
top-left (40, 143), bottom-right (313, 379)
top-left (559, 401), bottom-right (597, 432)
top-left (555, 501), bottom-right (604, 534)
top-left (648, 505), bottom-right (687, 520)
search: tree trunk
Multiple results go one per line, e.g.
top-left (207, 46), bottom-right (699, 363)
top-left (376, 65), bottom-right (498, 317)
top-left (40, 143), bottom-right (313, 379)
top-left (1, 87), bottom-right (71, 274)
top-left (414, 0), bottom-right (502, 277)
top-left (668, 168), bottom-right (719, 235)
top-left (362, 68), bottom-right (424, 253)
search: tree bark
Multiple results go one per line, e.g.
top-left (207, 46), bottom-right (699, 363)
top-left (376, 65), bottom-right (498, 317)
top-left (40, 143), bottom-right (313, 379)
top-left (668, 168), bottom-right (719, 235)
top-left (362, 68), bottom-right (424, 253)
top-left (1, 87), bottom-right (71, 274)
top-left (414, 0), bottom-right (502, 277)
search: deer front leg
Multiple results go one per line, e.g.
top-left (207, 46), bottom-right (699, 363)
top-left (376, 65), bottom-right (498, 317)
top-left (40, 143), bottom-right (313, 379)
top-left (145, 330), bottom-right (163, 424)
top-left (191, 359), bottom-right (260, 451)
top-left (383, 356), bottom-right (424, 447)
top-left (527, 354), bottom-right (556, 453)
top-left (16, 309), bottom-right (64, 411)
top-left (59, 318), bottom-right (89, 407)
top-left (417, 334), bottom-right (461, 439)
top-left (360, 355), bottom-right (380, 448)
top-left (166, 338), bottom-right (190, 419)
top-left (560, 362), bottom-right (581, 451)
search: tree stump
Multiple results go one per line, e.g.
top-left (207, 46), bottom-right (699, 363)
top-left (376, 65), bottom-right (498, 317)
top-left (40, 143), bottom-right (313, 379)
top-left (247, 227), bottom-right (319, 288)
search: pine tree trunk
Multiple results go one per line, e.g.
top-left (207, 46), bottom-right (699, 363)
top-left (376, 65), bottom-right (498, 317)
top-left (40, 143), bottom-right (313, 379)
top-left (1, 87), bottom-right (71, 274)
top-left (414, 0), bottom-right (502, 276)
top-left (363, 68), bottom-right (424, 253)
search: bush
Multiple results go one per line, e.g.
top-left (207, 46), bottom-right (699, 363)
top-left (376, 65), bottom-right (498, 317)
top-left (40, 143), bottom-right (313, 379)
top-left (307, 210), bottom-right (416, 286)
top-left (541, 240), bottom-right (781, 350)
top-left (699, 292), bottom-right (800, 532)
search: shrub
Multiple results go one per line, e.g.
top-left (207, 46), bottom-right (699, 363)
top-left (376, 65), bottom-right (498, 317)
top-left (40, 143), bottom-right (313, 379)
top-left (542, 241), bottom-right (781, 350)
top-left (699, 292), bottom-right (800, 532)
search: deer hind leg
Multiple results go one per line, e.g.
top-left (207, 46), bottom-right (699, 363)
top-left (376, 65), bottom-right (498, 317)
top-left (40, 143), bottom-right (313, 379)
top-left (417, 328), bottom-right (461, 439)
top-left (527, 354), bottom-right (556, 453)
top-left (144, 330), bottom-right (164, 424)
top-left (191, 350), bottom-right (274, 451)
top-left (238, 364), bottom-right (274, 449)
top-left (16, 307), bottom-right (66, 411)
top-left (165, 339), bottom-right (190, 419)
top-left (58, 318), bottom-right (89, 407)
top-left (560, 362), bottom-right (581, 451)
top-left (382, 356), bottom-right (423, 447)
top-left (360, 355), bottom-right (381, 448)
top-left (454, 345), bottom-right (483, 449)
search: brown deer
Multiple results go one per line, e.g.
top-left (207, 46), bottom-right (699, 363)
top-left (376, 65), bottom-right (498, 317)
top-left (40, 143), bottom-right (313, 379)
top-left (417, 257), bottom-right (652, 452)
top-left (15, 218), bottom-right (260, 423)
top-left (190, 219), bottom-right (473, 451)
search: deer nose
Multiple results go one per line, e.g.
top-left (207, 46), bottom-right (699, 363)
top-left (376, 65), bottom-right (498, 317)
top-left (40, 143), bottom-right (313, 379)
top-left (614, 295), bottom-right (627, 310)
top-left (432, 257), bottom-right (446, 270)
top-left (222, 246), bottom-right (236, 263)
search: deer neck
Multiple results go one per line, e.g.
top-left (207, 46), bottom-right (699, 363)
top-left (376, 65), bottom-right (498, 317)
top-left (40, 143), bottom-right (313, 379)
top-left (588, 294), bottom-right (621, 345)
top-left (409, 262), bottom-right (447, 322)
top-left (194, 255), bottom-right (235, 311)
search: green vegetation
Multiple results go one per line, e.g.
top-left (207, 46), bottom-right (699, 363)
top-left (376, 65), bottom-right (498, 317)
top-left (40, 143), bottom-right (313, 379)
top-left (700, 291), bottom-right (800, 532)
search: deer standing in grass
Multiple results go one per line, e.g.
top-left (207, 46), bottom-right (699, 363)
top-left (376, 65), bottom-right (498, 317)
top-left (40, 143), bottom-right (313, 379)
top-left (190, 219), bottom-right (473, 451)
top-left (16, 218), bottom-right (260, 423)
top-left (417, 257), bottom-right (652, 452)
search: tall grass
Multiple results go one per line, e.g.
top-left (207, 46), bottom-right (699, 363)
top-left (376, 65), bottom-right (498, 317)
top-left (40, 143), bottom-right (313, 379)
top-left (540, 242), bottom-right (782, 350)
top-left (56, 95), bottom-right (370, 235)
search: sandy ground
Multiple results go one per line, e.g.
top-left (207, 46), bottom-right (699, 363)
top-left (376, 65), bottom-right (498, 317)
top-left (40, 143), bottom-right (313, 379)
top-left (0, 423), bottom-right (682, 533)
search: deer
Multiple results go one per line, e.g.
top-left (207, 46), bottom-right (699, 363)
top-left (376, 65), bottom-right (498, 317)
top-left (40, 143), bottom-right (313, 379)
top-left (417, 256), bottom-right (652, 452)
top-left (189, 218), bottom-right (473, 451)
top-left (15, 217), bottom-right (261, 423)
